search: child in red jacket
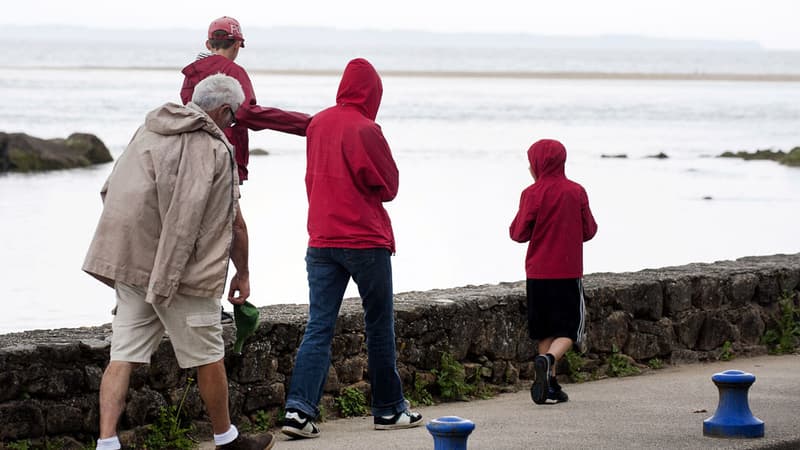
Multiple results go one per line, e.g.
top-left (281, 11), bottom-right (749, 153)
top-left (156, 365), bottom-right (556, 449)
top-left (509, 138), bottom-right (597, 404)
top-left (180, 16), bottom-right (310, 183)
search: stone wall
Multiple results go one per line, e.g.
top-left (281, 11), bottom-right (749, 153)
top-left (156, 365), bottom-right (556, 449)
top-left (0, 254), bottom-right (798, 445)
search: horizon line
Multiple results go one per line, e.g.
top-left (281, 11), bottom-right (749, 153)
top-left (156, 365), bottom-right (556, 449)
top-left (4, 65), bottom-right (800, 82)
top-left (2, 23), bottom-right (782, 50)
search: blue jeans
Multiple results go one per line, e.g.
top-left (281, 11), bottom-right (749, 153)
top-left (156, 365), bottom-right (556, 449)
top-left (285, 247), bottom-right (407, 418)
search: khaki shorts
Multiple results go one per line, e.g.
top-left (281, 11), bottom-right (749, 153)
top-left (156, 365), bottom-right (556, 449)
top-left (110, 282), bottom-right (224, 369)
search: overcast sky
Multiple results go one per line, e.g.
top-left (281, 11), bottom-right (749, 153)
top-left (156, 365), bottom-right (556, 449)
top-left (5, 0), bottom-right (800, 49)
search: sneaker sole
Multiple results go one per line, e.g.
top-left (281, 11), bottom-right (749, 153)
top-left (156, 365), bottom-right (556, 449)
top-left (281, 426), bottom-right (320, 439)
top-left (374, 419), bottom-right (424, 430)
top-left (532, 357), bottom-right (549, 405)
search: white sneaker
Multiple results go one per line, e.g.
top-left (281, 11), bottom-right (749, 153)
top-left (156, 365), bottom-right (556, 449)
top-left (281, 411), bottom-right (320, 439)
top-left (374, 409), bottom-right (423, 430)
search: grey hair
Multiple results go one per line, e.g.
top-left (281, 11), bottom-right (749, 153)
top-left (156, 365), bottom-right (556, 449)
top-left (191, 73), bottom-right (245, 113)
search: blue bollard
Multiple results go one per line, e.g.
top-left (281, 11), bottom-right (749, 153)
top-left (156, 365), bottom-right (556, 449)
top-left (703, 370), bottom-right (764, 438)
top-left (426, 416), bottom-right (476, 450)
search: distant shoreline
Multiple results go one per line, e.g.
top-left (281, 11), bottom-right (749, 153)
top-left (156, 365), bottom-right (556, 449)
top-left (3, 65), bottom-right (800, 82)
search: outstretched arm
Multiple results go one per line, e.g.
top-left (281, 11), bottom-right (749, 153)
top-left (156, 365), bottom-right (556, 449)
top-left (237, 104), bottom-right (311, 136)
top-left (231, 67), bottom-right (311, 135)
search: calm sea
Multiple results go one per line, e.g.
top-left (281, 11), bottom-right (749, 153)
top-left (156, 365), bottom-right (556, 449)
top-left (1, 39), bottom-right (799, 333)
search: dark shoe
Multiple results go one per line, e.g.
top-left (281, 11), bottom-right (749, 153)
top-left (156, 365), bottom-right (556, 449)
top-left (374, 409), bottom-right (423, 430)
top-left (281, 410), bottom-right (320, 439)
top-left (216, 432), bottom-right (275, 450)
top-left (547, 377), bottom-right (569, 403)
top-left (531, 355), bottom-right (550, 404)
top-left (221, 307), bottom-right (234, 325)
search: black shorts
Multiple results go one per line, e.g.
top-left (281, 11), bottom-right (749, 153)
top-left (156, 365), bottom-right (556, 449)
top-left (526, 278), bottom-right (585, 344)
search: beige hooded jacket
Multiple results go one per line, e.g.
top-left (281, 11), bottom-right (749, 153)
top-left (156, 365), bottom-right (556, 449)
top-left (83, 102), bottom-right (240, 306)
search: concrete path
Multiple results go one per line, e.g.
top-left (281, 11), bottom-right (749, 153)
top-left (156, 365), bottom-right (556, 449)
top-left (202, 354), bottom-right (800, 449)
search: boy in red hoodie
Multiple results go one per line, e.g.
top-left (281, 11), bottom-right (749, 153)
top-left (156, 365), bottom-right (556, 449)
top-left (180, 16), bottom-right (310, 183)
top-left (280, 58), bottom-right (422, 440)
top-left (181, 16), bottom-right (311, 323)
top-left (510, 138), bottom-right (598, 404)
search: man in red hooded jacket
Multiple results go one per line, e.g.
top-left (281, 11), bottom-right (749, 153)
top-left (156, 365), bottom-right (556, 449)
top-left (280, 58), bottom-right (421, 440)
top-left (510, 138), bottom-right (598, 405)
top-left (180, 16), bottom-right (310, 183)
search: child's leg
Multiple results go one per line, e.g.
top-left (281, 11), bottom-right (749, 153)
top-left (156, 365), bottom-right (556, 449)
top-left (542, 337), bottom-right (573, 376)
top-left (536, 338), bottom-right (553, 356)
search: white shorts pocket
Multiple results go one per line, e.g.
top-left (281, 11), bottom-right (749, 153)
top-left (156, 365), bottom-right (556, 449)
top-left (186, 313), bottom-right (219, 328)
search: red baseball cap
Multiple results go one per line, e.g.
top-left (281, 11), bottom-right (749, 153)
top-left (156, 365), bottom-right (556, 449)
top-left (208, 16), bottom-right (245, 47)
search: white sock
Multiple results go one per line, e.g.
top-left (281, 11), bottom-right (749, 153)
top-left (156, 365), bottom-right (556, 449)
top-left (214, 424), bottom-right (239, 446)
top-left (96, 436), bottom-right (121, 450)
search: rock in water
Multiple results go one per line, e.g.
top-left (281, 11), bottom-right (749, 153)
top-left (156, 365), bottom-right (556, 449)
top-left (0, 131), bottom-right (113, 173)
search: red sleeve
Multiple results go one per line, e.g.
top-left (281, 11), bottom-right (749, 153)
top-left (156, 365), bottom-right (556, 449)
top-left (231, 67), bottom-right (311, 136)
top-left (237, 104), bottom-right (310, 136)
top-left (355, 125), bottom-right (398, 202)
top-left (510, 188), bottom-right (536, 242)
top-left (581, 190), bottom-right (598, 241)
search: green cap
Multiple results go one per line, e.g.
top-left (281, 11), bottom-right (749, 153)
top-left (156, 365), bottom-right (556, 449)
top-left (232, 301), bottom-right (260, 354)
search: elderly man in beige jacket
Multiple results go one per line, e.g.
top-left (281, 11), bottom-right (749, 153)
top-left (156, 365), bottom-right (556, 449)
top-left (83, 74), bottom-right (272, 450)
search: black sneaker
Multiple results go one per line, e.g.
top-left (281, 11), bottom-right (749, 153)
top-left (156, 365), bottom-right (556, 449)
top-left (281, 410), bottom-right (320, 439)
top-left (374, 409), bottom-right (423, 430)
top-left (221, 307), bottom-right (234, 325)
top-left (547, 377), bottom-right (569, 403)
top-left (531, 355), bottom-right (550, 404)
top-left (216, 432), bottom-right (275, 450)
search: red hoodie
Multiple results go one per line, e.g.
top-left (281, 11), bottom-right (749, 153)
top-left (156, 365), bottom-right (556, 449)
top-left (305, 58), bottom-right (398, 252)
top-left (509, 139), bottom-right (597, 279)
top-left (180, 54), bottom-right (310, 181)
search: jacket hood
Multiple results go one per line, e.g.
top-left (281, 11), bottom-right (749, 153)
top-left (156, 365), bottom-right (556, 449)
top-left (336, 58), bottom-right (382, 120)
top-left (145, 102), bottom-right (225, 140)
top-left (528, 139), bottom-right (566, 179)
top-left (181, 54), bottom-right (232, 80)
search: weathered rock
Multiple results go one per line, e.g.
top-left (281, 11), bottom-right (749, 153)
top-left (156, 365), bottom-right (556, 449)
top-left (675, 311), bottom-right (706, 348)
top-left (590, 310), bottom-right (630, 352)
top-left (728, 273), bottom-right (758, 306)
top-left (664, 279), bottom-right (692, 316)
top-left (0, 370), bottom-right (20, 402)
top-left (166, 382), bottom-right (203, 421)
top-left (736, 307), bottom-right (766, 345)
top-left (669, 349), bottom-right (701, 365)
top-left (331, 333), bottom-right (365, 358)
top-left (471, 312), bottom-right (525, 360)
top-left (718, 147), bottom-right (800, 167)
top-left (336, 356), bottom-right (367, 384)
top-left (123, 386), bottom-right (166, 429)
top-left (0, 131), bottom-right (113, 172)
top-left (696, 314), bottom-right (737, 351)
top-left (234, 345), bottom-right (278, 384)
top-left (323, 365), bottom-right (340, 393)
top-left (626, 318), bottom-right (674, 359)
top-left (242, 382), bottom-right (286, 412)
top-left (0, 400), bottom-right (45, 439)
top-left (147, 341), bottom-right (184, 390)
top-left (692, 277), bottom-right (724, 309)
top-left (755, 272), bottom-right (783, 304)
top-left (44, 402), bottom-right (85, 435)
